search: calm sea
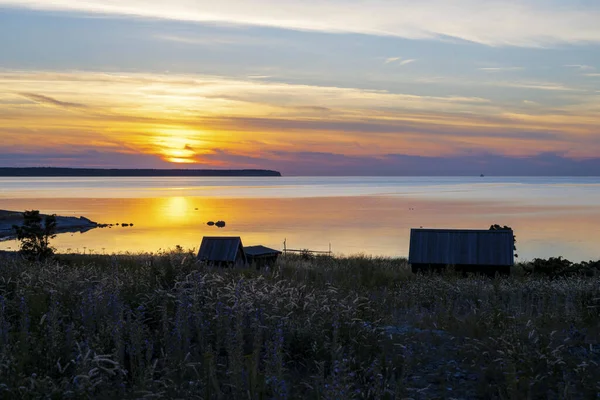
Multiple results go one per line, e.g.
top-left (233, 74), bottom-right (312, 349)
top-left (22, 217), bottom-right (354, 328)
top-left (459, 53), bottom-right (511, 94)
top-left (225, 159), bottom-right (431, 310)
top-left (1, 176), bottom-right (599, 261)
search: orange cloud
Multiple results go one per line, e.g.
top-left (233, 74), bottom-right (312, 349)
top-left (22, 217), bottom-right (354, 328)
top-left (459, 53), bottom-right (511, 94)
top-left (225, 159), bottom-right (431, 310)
top-left (1, 70), bottom-right (600, 168)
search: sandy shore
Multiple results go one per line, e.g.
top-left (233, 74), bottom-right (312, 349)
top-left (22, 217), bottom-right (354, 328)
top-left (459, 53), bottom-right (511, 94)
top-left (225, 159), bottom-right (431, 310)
top-left (0, 210), bottom-right (98, 240)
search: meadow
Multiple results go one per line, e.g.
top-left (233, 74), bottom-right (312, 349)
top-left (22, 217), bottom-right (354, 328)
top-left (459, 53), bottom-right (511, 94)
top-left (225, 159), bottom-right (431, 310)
top-left (0, 251), bottom-right (599, 399)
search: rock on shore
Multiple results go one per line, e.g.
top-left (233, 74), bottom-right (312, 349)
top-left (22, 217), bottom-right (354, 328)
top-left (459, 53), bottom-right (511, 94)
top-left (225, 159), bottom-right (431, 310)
top-left (0, 210), bottom-right (99, 240)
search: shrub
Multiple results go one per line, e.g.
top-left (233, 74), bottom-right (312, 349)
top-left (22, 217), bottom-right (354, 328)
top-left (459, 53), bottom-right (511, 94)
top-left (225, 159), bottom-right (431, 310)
top-left (12, 210), bottom-right (57, 261)
top-left (524, 257), bottom-right (600, 277)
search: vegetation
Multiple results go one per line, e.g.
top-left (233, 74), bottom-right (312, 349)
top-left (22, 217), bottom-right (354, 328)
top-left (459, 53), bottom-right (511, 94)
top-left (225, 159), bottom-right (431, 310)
top-left (0, 251), bottom-right (599, 399)
top-left (12, 210), bottom-right (57, 261)
top-left (489, 224), bottom-right (518, 258)
top-left (523, 257), bottom-right (600, 278)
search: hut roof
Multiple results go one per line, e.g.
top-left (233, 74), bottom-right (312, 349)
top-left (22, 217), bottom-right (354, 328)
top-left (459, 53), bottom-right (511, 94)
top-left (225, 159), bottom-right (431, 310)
top-left (197, 236), bottom-right (246, 263)
top-left (244, 245), bottom-right (282, 257)
top-left (408, 228), bottom-right (514, 266)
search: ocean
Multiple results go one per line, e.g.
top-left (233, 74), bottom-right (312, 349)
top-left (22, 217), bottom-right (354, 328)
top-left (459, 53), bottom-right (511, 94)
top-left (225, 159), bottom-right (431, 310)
top-left (1, 176), bottom-right (599, 261)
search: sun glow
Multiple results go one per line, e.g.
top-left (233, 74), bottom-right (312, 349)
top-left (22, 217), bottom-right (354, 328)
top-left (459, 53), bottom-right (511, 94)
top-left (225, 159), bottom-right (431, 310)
top-left (2, 70), bottom-right (600, 168)
top-left (164, 196), bottom-right (190, 219)
top-left (151, 128), bottom-right (209, 163)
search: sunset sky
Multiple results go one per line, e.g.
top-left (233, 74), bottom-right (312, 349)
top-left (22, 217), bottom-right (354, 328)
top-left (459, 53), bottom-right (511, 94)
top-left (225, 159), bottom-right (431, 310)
top-left (1, 1), bottom-right (600, 175)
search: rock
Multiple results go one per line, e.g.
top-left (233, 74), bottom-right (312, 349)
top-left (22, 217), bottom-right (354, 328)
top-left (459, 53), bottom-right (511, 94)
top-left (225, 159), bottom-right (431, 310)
top-left (0, 209), bottom-right (100, 240)
top-left (207, 221), bottom-right (215, 226)
top-left (215, 221), bottom-right (226, 228)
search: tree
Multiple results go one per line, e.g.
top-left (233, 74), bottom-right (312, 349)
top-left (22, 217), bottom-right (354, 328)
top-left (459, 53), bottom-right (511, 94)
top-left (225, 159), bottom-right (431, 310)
top-left (12, 210), bottom-right (57, 261)
top-left (490, 224), bottom-right (518, 258)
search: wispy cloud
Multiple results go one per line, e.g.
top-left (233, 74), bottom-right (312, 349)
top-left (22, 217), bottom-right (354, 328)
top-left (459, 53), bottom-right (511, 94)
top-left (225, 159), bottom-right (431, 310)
top-left (384, 57), bottom-right (416, 66)
top-left (18, 92), bottom-right (87, 109)
top-left (492, 81), bottom-right (583, 92)
top-left (155, 34), bottom-right (237, 46)
top-left (565, 64), bottom-right (595, 71)
top-left (479, 67), bottom-right (524, 72)
top-left (2, 0), bottom-right (600, 47)
top-left (248, 75), bottom-right (272, 80)
top-left (2, 70), bottom-right (600, 170)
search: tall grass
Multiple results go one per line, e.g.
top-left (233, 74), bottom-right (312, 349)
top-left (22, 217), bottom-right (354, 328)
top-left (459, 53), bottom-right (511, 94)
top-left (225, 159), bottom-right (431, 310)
top-left (0, 251), bottom-right (599, 399)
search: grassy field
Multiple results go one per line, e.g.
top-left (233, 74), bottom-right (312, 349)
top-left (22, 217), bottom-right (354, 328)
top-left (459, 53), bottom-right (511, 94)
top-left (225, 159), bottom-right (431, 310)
top-left (0, 251), bottom-right (599, 399)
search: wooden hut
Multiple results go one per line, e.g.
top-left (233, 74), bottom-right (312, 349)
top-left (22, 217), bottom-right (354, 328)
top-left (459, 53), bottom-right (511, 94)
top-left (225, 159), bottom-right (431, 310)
top-left (244, 245), bottom-right (282, 268)
top-left (408, 228), bottom-right (514, 275)
top-left (197, 236), bottom-right (247, 267)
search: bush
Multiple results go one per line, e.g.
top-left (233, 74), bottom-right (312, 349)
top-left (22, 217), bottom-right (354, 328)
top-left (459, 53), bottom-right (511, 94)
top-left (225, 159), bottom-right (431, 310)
top-left (12, 210), bottom-right (57, 261)
top-left (523, 257), bottom-right (600, 278)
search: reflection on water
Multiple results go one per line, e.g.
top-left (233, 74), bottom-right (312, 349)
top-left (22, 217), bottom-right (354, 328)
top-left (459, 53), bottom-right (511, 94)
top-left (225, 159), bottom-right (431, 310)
top-left (1, 177), bottom-right (600, 261)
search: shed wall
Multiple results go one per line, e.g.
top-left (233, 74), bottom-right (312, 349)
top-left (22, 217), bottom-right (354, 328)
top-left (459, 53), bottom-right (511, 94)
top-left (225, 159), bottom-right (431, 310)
top-left (409, 229), bottom-right (514, 266)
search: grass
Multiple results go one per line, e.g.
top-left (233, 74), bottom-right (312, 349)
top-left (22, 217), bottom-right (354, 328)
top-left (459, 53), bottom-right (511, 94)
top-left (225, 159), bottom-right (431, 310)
top-left (0, 250), bottom-right (599, 399)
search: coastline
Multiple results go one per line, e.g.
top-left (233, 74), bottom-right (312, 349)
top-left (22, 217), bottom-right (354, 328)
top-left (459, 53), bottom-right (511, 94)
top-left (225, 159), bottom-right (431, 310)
top-left (0, 209), bottom-right (99, 241)
top-left (0, 167), bottom-right (282, 177)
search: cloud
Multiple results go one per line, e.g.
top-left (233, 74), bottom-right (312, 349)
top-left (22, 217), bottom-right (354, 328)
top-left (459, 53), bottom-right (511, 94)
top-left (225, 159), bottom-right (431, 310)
top-left (18, 92), bottom-right (87, 109)
top-left (204, 115), bottom-right (562, 142)
top-left (6, 146), bottom-right (600, 175)
top-left (2, 0), bottom-right (600, 47)
top-left (4, 145), bottom-right (600, 176)
top-left (0, 149), bottom-right (171, 169)
top-left (154, 34), bottom-right (237, 46)
top-left (197, 148), bottom-right (600, 176)
top-left (479, 67), bottom-right (524, 72)
top-left (291, 106), bottom-right (331, 112)
top-left (399, 59), bottom-right (416, 66)
top-left (565, 64), bottom-right (595, 71)
top-left (384, 57), bottom-right (401, 64)
top-left (2, 70), bottom-right (600, 170)
top-left (493, 81), bottom-right (583, 92)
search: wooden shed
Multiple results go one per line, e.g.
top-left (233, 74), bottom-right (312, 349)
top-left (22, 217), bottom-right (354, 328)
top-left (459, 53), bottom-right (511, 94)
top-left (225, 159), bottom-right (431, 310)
top-left (408, 228), bottom-right (514, 275)
top-left (197, 236), bottom-right (248, 267)
top-left (244, 245), bottom-right (282, 268)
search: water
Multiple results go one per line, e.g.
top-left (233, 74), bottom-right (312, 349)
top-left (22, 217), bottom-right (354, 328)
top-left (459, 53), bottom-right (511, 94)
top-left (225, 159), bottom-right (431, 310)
top-left (1, 176), bottom-right (599, 261)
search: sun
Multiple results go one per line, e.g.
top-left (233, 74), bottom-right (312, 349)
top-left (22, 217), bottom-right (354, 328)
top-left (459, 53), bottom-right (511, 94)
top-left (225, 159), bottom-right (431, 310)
top-left (152, 128), bottom-right (206, 164)
top-left (167, 156), bottom-right (195, 164)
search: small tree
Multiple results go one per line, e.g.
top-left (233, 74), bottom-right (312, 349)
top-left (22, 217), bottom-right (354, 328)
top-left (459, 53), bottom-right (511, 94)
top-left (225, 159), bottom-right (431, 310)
top-left (12, 210), bottom-right (57, 261)
top-left (490, 224), bottom-right (518, 258)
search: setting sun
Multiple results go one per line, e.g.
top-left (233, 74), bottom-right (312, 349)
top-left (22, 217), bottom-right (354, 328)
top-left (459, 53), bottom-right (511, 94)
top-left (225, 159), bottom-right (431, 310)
top-left (151, 128), bottom-right (209, 163)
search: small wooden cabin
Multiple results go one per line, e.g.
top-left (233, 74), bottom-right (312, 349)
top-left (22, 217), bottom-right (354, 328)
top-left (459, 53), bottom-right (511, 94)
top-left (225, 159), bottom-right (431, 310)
top-left (197, 236), bottom-right (248, 267)
top-left (244, 245), bottom-right (282, 268)
top-left (408, 228), bottom-right (514, 275)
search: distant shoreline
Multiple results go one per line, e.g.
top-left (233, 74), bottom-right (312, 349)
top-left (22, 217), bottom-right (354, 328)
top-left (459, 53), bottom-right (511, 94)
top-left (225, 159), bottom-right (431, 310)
top-left (0, 168), bottom-right (282, 177)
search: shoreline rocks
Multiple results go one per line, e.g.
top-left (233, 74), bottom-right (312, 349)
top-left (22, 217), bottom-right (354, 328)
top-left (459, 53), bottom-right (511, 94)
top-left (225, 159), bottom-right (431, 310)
top-left (207, 220), bottom-right (226, 228)
top-left (0, 209), bottom-right (100, 240)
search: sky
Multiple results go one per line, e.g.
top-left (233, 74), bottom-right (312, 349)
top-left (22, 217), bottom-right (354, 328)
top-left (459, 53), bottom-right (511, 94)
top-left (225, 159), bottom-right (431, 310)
top-left (1, 0), bottom-right (600, 175)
